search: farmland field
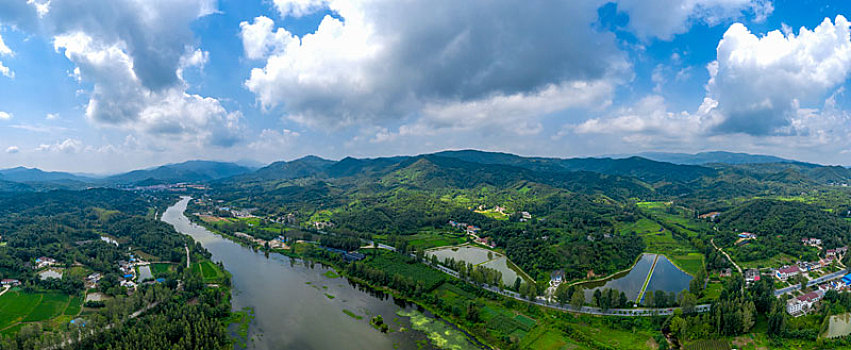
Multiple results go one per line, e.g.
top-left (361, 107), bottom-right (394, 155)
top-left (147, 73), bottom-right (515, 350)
top-left (150, 263), bottom-right (174, 277)
top-left (0, 289), bottom-right (82, 335)
top-left (684, 339), bottom-right (731, 350)
top-left (192, 260), bottom-right (225, 283)
top-left (0, 290), bottom-right (42, 330)
top-left (23, 292), bottom-right (70, 322)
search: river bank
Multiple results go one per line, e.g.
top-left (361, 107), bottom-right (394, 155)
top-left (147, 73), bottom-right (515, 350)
top-left (163, 197), bottom-right (477, 350)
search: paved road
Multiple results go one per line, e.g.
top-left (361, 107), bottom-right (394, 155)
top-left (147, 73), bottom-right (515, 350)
top-left (774, 269), bottom-right (848, 296)
top-left (0, 285), bottom-right (10, 298)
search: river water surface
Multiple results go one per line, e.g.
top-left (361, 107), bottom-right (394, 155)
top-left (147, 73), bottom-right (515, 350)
top-left (162, 197), bottom-right (474, 350)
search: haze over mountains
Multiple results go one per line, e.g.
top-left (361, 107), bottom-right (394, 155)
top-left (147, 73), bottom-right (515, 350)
top-left (0, 150), bottom-right (849, 191)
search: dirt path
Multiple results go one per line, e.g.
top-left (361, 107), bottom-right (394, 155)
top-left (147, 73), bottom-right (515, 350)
top-left (711, 238), bottom-right (742, 274)
top-left (0, 285), bottom-right (10, 298)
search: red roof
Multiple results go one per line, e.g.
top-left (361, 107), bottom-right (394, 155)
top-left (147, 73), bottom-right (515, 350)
top-left (796, 291), bottom-right (821, 302)
top-left (778, 266), bottom-right (800, 274)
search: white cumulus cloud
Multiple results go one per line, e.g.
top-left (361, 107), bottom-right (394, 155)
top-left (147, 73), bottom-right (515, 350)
top-left (46, 0), bottom-right (242, 147)
top-left (5, 146), bottom-right (18, 154)
top-left (708, 15), bottom-right (851, 135)
top-left (0, 111), bottom-right (11, 120)
top-left (243, 0), bottom-right (627, 131)
top-left (0, 30), bottom-right (13, 78)
top-left (616, 0), bottom-right (774, 40)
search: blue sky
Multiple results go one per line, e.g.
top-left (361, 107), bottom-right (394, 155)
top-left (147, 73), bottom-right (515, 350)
top-left (0, 0), bottom-right (850, 173)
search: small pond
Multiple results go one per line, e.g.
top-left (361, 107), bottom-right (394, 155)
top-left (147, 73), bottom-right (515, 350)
top-left (426, 245), bottom-right (526, 286)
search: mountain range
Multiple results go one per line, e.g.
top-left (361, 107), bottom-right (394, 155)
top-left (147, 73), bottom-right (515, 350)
top-left (1, 150), bottom-right (850, 191)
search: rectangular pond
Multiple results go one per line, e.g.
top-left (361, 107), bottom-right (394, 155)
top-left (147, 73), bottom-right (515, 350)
top-left (578, 253), bottom-right (692, 303)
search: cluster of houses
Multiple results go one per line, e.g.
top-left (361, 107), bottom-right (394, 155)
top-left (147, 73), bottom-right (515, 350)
top-left (519, 211), bottom-right (532, 222)
top-left (827, 246), bottom-right (849, 258)
top-left (448, 220), bottom-right (481, 234)
top-left (312, 221), bottom-right (335, 230)
top-left (774, 246), bottom-right (849, 282)
top-left (118, 259), bottom-right (136, 289)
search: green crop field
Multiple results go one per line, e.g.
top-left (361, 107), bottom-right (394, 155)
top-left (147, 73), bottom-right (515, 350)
top-left (0, 290), bottom-right (42, 329)
top-left (0, 289), bottom-right (82, 334)
top-left (150, 263), bottom-right (174, 277)
top-left (405, 232), bottom-right (466, 250)
top-left (23, 293), bottom-right (70, 322)
top-left (363, 249), bottom-right (446, 291)
top-left (684, 339), bottom-right (731, 350)
top-left (669, 253), bottom-right (705, 276)
top-left (618, 218), bottom-right (663, 235)
top-left (514, 314), bottom-right (537, 330)
top-left (192, 260), bottom-right (224, 283)
top-left (64, 295), bottom-right (83, 316)
top-left (523, 330), bottom-right (572, 350)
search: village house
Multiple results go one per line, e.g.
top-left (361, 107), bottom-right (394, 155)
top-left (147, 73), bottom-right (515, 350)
top-left (738, 232), bottom-right (757, 239)
top-left (35, 256), bottom-right (57, 269)
top-left (719, 268), bottom-right (733, 278)
top-left (1, 279), bottom-right (20, 286)
top-left (776, 266), bottom-right (801, 281)
top-left (120, 280), bottom-right (137, 290)
top-left (86, 273), bottom-right (102, 287)
top-left (466, 225), bottom-right (481, 234)
top-left (550, 270), bottom-right (565, 287)
top-left (787, 290), bottom-right (824, 316)
top-left (837, 246), bottom-right (849, 255)
top-left (699, 212), bottom-right (721, 220)
top-left (475, 236), bottom-right (496, 248)
top-left (521, 211), bottom-right (532, 220)
top-left (802, 238), bottom-right (822, 246)
top-left (819, 256), bottom-right (836, 268)
top-left (745, 268), bottom-right (761, 282)
top-left (798, 260), bottom-right (821, 272)
top-left (827, 249), bottom-right (837, 257)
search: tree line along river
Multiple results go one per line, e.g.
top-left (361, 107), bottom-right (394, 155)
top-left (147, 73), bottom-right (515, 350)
top-left (161, 197), bottom-right (481, 350)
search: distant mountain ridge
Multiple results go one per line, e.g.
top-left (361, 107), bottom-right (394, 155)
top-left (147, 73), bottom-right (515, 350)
top-left (0, 167), bottom-right (92, 182)
top-left (620, 151), bottom-right (804, 166)
top-left (3, 150), bottom-right (851, 191)
top-left (106, 160), bottom-right (253, 184)
top-left (238, 150), bottom-right (715, 185)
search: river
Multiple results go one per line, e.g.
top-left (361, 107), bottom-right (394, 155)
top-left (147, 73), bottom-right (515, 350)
top-left (162, 197), bottom-right (477, 350)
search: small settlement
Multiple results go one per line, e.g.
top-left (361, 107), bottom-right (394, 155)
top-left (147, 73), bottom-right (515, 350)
top-left (764, 241), bottom-right (851, 317)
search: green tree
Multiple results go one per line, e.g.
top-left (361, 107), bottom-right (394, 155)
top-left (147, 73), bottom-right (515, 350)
top-left (570, 288), bottom-right (585, 309)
